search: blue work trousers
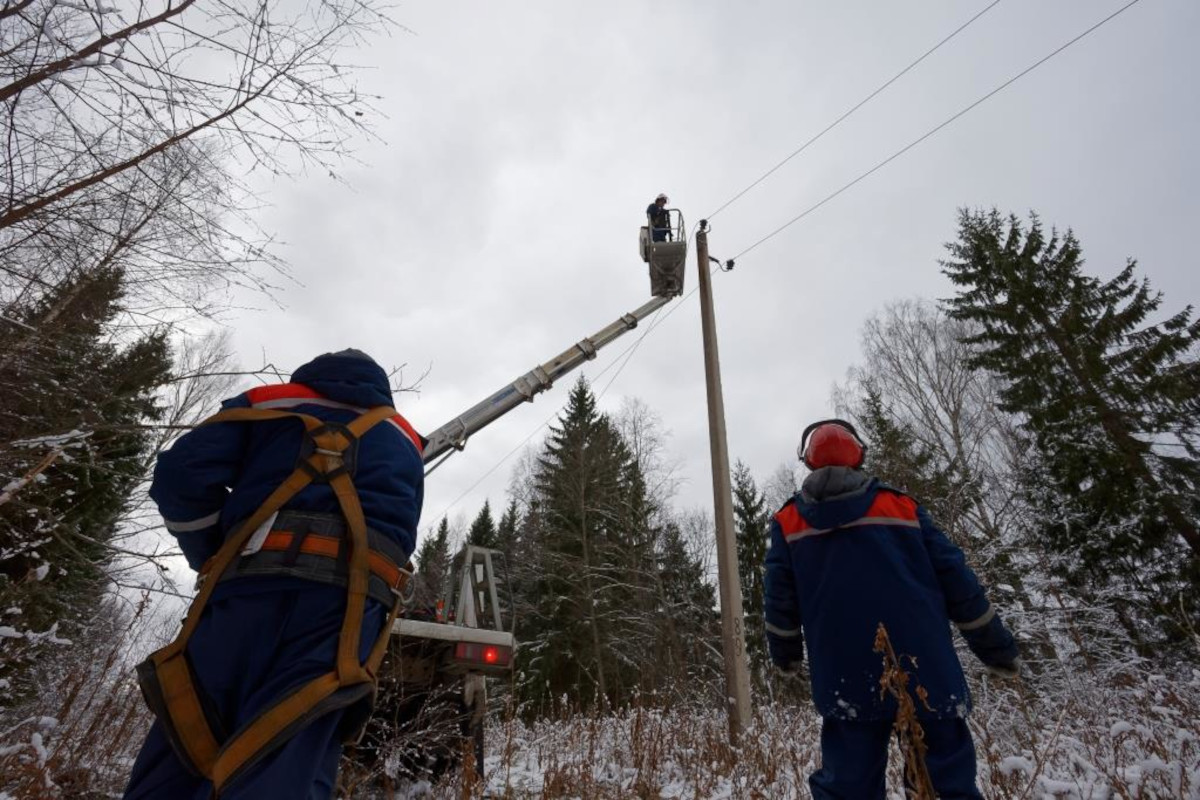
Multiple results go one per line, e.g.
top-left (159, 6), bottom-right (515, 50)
top-left (123, 582), bottom-right (385, 799)
top-left (125, 712), bottom-right (343, 800)
top-left (809, 717), bottom-right (983, 800)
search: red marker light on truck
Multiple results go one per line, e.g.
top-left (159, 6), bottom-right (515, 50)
top-left (453, 642), bottom-right (512, 667)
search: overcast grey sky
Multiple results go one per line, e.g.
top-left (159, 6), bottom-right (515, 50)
top-left (222, 0), bottom-right (1199, 539)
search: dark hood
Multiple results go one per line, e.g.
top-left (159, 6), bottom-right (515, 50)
top-left (801, 466), bottom-right (870, 503)
top-left (794, 466), bottom-right (878, 530)
top-left (291, 349), bottom-right (393, 408)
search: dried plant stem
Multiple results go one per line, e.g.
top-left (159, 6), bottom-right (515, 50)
top-left (874, 622), bottom-right (936, 800)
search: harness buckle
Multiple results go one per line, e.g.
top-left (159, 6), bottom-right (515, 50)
top-left (296, 422), bottom-right (360, 483)
top-left (392, 565), bottom-right (415, 606)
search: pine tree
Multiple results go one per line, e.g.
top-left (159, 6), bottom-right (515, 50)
top-left (495, 499), bottom-right (520, 555)
top-left (467, 500), bottom-right (497, 549)
top-left (0, 267), bottom-right (171, 702)
top-left (517, 377), bottom-right (653, 711)
top-left (655, 518), bottom-right (721, 697)
top-left (412, 518), bottom-right (452, 616)
top-left (942, 209), bottom-right (1200, 644)
top-left (732, 461), bottom-right (770, 689)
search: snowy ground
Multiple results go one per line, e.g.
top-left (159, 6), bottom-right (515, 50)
top-left (2, 666), bottom-right (1198, 798)
top-left (402, 673), bottom-right (1200, 800)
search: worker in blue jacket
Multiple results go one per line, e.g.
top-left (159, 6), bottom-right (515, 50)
top-left (647, 193), bottom-right (671, 241)
top-left (764, 419), bottom-right (1018, 800)
top-left (124, 349), bottom-right (424, 800)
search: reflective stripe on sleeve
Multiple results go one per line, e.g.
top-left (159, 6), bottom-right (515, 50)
top-left (765, 621), bottom-right (802, 638)
top-left (164, 511), bottom-right (221, 533)
top-left (956, 604), bottom-right (996, 631)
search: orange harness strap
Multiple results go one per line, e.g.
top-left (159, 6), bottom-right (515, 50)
top-left (139, 405), bottom-right (405, 794)
top-left (229, 530), bottom-right (409, 590)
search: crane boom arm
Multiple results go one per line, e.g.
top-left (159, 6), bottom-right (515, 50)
top-left (422, 294), bottom-right (671, 467)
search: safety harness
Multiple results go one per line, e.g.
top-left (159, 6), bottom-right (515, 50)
top-left (136, 404), bottom-right (414, 794)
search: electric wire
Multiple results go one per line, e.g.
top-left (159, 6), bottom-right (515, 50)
top-left (730, 0), bottom-right (1145, 262)
top-left (431, 255), bottom-right (732, 523)
top-left (596, 305), bottom-right (666, 401)
top-left (430, 299), bottom-right (677, 524)
top-left (429, 223), bottom-right (732, 521)
top-left (430, 0), bottom-right (1144, 526)
top-left (704, 0), bottom-right (1003, 222)
top-left (424, 0), bottom-right (1140, 522)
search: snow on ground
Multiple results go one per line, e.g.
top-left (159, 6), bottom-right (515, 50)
top-left (407, 671), bottom-right (1200, 800)
top-left (2, 666), bottom-right (1198, 797)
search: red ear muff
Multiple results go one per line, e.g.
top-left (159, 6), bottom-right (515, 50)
top-left (799, 419), bottom-right (866, 470)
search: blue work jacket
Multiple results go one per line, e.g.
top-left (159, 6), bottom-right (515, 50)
top-left (764, 467), bottom-right (1016, 721)
top-left (149, 351), bottom-right (425, 578)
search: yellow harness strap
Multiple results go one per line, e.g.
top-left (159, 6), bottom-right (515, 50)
top-left (140, 405), bottom-right (405, 794)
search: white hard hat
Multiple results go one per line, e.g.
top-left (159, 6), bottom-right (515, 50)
top-left (656, 193), bottom-right (669, 202)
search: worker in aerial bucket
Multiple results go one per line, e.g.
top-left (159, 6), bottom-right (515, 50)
top-left (646, 192), bottom-right (671, 242)
top-left (643, 192), bottom-right (683, 297)
top-left (124, 349), bottom-right (424, 799)
top-left (764, 419), bottom-right (1019, 800)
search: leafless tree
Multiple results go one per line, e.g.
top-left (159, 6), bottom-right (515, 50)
top-left (105, 331), bottom-right (240, 587)
top-left (616, 397), bottom-right (681, 525)
top-left (762, 462), bottom-right (800, 511)
top-left (1, 0), bottom-right (395, 569)
top-left (2, 0), bottom-right (392, 324)
top-left (836, 300), bottom-right (1019, 545)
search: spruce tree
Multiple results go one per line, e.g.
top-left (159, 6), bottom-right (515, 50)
top-left (519, 377), bottom-right (650, 711)
top-left (656, 519), bottom-right (721, 694)
top-left (412, 518), bottom-right (452, 615)
top-left (489, 499), bottom-right (520, 628)
top-left (942, 209), bottom-right (1200, 644)
top-left (495, 499), bottom-right (520, 555)
top-left (467, 500), bottom-right (497, 549)
top-left (614, 443), bottom-right (662, 678)
top-left (732, 461), bottom-right (770, 689)
top-left (0, 267), bottom-right (171, 702)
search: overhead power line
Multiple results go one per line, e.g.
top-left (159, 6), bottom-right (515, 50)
top-left (431, 0), bottom-right (1145, 527)
top-left (430, 298), bottom-right (676, 523)
top-left (705, 0), bottom-right (1003, 222)
top-left (596, 304), bottom-right (666, 400)
top-left (731, 0), bottom-right (1145, 262)
top-left (431, 253), bottom-right (737, 524)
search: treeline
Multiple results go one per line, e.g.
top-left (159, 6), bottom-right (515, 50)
top-left (418, 209), bottom-right (1200, 718)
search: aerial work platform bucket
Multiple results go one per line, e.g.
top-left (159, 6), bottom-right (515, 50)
top-left (639, 207), bottom-right (686, 297)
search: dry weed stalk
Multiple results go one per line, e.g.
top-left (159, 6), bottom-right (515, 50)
top-left (459, 734), bottom-right (480, 800)
top-left (0, 594), bottom-right (158, 798)
top-left (874, 622), bottom-right (936, 800)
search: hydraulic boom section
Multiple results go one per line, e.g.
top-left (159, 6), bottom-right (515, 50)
top-left (422, 294), bottom-right (671, 470)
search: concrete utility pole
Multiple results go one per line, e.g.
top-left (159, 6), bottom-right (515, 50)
top-left (695, 220), bottom-right (753, 743)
